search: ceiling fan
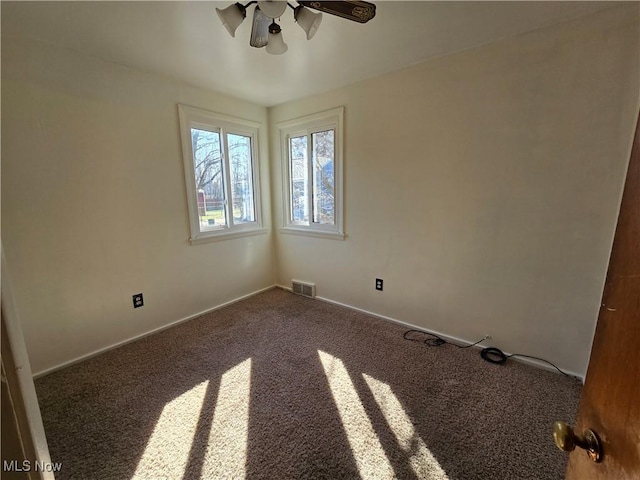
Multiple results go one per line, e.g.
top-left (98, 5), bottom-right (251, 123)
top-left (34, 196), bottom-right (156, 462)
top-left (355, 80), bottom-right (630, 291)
top-left (216, 0), bottom-right (376, 55)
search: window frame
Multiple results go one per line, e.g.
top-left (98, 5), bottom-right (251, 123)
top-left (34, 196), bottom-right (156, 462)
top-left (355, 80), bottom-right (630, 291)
top-left (278, 107), bottom-right (345, 240)
top-left (178, 104), bottom-right (265, 244)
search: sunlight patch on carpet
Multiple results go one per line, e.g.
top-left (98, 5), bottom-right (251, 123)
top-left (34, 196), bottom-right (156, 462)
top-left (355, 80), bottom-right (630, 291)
top-left (132, 380), bottom-right (209, 479)
top-left (318, 350), bottom-right (395, 479)
top-left (201, 357), bottom-right (252, 479)
top-left (363, 373), bottom-right (450, 479)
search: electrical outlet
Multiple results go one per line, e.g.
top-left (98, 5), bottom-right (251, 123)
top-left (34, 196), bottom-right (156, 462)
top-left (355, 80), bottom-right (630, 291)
top-left (133, 293), bottom-right (144, 308)
top-left (484, 334), bottom-right (491, 340)
top-left (375, 278), bottom-right (383, 291)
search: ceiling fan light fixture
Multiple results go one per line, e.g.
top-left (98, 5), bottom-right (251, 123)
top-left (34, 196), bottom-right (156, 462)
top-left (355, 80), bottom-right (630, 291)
top-left (258, 1), bottom-right (287, 19)
top-left (216, 3), bottom-right (247, 38)
top-left (266, 21), bottom-right (288, 55)
top-left (294, 6), bottom-right (322, 40)
top-left (216, 0), bottom-right (375, 53)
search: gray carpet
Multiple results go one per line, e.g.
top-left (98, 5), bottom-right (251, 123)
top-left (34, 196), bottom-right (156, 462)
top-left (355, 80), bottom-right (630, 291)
top-left (35, 288), bottom-right (581, 479)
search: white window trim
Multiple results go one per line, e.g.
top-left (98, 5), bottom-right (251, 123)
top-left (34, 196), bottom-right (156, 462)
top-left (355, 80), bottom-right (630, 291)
top-left (277, 107), bottom-right (345, 240)
top-left (178, 104), bottom-right (265, 244)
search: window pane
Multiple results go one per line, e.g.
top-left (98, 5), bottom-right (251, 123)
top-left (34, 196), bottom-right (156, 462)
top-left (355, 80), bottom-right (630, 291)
top-left (227, 134), bottom-right (255, 224)
top-left (191, 128), bottom-right (226, 230)
top-left (289, 136), bottom-right (308, 223)
top-left (312, 130), bottom-right (335, 225)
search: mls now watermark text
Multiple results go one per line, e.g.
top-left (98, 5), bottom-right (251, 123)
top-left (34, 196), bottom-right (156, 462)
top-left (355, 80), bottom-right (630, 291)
top-left (3, 460), bottom-right (62, 473)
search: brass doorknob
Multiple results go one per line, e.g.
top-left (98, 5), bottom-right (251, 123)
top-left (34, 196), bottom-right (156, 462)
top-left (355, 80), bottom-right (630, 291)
top-left (553, 421), bottom-right (602, 463)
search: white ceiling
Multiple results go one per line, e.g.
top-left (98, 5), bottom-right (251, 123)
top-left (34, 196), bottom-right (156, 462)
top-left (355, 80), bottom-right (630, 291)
top-left (2, 1), bottom-right (619, 106)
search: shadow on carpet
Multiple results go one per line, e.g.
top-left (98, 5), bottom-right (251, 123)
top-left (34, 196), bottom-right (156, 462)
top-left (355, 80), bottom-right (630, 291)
top-left (35, 289), bottom-right (581, 479)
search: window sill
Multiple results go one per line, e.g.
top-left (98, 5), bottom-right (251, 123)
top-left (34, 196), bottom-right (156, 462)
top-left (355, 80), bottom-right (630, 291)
top-left (279, 227), bottom-right (346, 240)
top-left (189, 228), bottom-right (268, 245)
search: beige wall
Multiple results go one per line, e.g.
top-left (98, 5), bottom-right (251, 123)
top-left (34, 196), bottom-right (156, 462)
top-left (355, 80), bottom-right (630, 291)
top-left (2, 38), bottom-right (275, 375)
top-left (2, 5), bottom-right (638, 379)
top-left (269, 5), bottom-right (640, 377)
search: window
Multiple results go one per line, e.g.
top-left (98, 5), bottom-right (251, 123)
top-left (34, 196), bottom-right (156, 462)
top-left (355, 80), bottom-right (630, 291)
top-left (278, 107), bottom-right (344, 239)
top-left (178, 105), bottom-right (264, 244)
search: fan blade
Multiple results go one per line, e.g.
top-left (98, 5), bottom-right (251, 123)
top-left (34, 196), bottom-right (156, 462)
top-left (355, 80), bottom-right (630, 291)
top-left (298, 1), bottom-right (376, 24)
top-left (250, 6), bottom-right (270, 48)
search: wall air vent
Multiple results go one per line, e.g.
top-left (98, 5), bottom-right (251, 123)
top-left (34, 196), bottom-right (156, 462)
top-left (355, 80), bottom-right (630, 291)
top-left (292, 280), bottom-right (316, 299)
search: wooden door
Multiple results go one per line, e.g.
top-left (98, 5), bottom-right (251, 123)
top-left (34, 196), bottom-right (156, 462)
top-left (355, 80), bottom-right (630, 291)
top-left (565, 112), bottom-right (640, 479)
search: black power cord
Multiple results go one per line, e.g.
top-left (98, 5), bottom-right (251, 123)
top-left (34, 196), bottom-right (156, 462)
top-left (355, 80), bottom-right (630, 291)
top-left (404, 329), bottom-right (570, 377)
top-left (495, 352), bottom-right (569, 377)
top-left (404, 329), bottom-right (486, 349)
top-left (480, 347), bottom-right (507, 364)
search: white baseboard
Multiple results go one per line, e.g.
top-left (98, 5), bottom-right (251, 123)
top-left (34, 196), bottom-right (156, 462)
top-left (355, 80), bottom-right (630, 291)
top-left (36, 284), bottom-right (583, 381)
top-left (314, 294), bottom-right (484, 347)
top-left (34, 285), bottom-right (278, 378)
top-left (297, 291), bottom-right (583, 381)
